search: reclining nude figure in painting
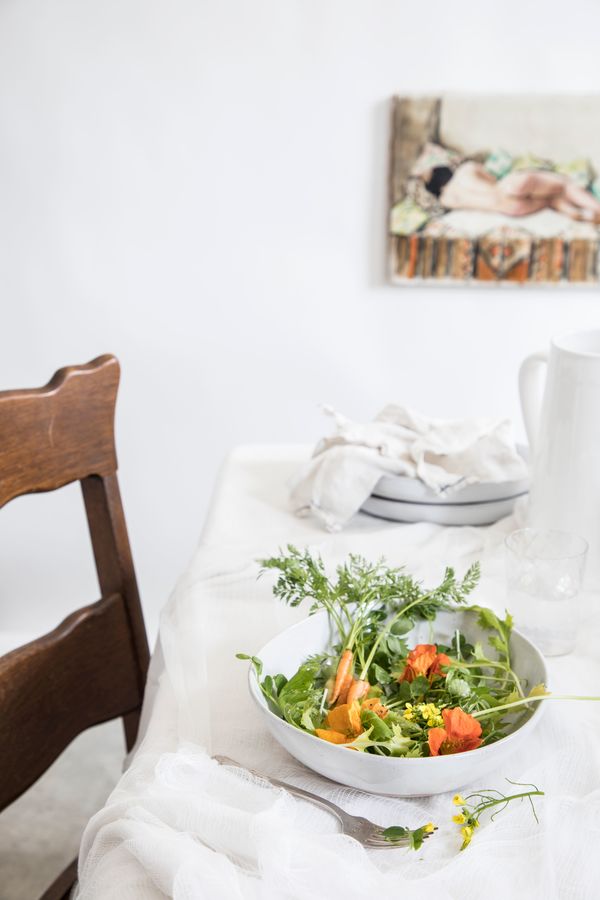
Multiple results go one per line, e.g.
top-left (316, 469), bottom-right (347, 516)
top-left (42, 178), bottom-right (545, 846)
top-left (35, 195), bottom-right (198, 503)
top-left (440, 161), bottom-right (600, 223)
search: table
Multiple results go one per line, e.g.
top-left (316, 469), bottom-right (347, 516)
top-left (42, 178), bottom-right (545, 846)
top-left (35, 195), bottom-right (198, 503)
top-left (75, 445), bottom-right (600, 900)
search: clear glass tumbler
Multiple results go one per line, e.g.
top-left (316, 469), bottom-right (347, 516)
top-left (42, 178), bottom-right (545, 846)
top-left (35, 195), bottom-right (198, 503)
top-left (505, 528), bottom-right (588, 656)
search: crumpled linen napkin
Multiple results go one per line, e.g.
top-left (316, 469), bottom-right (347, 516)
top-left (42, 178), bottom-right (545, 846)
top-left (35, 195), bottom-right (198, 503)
top-left (290, 405), bottom-right (527, 531)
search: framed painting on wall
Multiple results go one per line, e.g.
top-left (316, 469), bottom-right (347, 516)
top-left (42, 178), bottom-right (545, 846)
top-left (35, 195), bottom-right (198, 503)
top-left (388, 95), bottom-right (600, 286)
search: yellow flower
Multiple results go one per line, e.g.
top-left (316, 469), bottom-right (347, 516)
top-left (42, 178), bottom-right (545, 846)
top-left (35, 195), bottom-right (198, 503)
top-left (452, 813), bottom-right (466, 824)
top-left (403, 703), bottom-right (415, 720)
top-left (417, 702), bottom-right (443, 727)
top-left (453, 794), bottom-right (465, 806)
top-left (460, 825), bottom-right (473, 848)
top-left (424, 822), bottom-right (435, 833)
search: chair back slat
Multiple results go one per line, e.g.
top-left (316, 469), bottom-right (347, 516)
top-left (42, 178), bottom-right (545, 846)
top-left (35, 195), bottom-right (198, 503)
top-left (0, 355), bottom-right (119, 508)
top-left (0, 593), bottom-right (141, 811)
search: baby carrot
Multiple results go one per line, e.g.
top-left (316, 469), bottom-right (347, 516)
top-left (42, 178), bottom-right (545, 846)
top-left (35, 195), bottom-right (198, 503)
top-left (337, 670), bottom-right (354, 705)
top-left (346, 679), bottom-right (370, 705)
top-left (330, 649), bottom-right (353, 704)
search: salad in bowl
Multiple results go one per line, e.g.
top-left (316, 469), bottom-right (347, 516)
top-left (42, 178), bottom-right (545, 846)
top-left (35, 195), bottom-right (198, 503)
top-left (239, 547), bottom-right (549, 795)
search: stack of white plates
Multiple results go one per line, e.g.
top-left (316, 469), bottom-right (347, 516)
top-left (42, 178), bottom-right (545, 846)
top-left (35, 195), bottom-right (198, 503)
top-left (361, 448), bottom-right (529, 526)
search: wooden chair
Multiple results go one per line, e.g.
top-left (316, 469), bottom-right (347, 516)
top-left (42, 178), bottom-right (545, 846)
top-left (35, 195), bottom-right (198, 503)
top-left (0, 355), bottom-right (150, 899)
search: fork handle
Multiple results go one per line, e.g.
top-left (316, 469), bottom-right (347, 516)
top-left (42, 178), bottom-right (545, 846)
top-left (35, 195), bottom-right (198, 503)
top-left (214, 754), bottom-right (347, 827)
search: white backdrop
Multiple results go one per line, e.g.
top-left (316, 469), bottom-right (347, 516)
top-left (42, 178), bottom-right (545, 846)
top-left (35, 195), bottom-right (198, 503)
top-left (1, 0), bottom-right (599, 644)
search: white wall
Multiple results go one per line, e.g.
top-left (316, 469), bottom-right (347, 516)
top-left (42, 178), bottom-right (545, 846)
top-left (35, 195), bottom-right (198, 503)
top-left (1, 0), bottom-right (599, 643)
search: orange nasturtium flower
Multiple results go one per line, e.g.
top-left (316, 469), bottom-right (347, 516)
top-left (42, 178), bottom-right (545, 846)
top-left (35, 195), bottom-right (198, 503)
top-left (428, 708), bottom-right (483, 756)
top-left (399, 644), bottom-right (451, 683)
top-left (316, 696), bottom-right (392, 744)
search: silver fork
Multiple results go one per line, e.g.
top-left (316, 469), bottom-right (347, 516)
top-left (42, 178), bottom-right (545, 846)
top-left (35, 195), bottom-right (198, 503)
top-left (214, 754), bottom-right (435, 850)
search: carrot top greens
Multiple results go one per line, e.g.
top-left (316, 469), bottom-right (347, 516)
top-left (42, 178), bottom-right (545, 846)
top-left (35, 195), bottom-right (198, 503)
top-left (260, 546), bottom-right (480, 681)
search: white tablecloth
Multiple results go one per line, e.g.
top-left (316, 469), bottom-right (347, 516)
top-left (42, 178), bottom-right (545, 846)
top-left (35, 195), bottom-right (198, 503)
top-left (76, 445), bottom-right (600, 899)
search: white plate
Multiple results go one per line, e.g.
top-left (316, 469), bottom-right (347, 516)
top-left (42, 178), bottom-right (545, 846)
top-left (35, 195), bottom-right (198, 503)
top-left (360, 493), bottom-right (524, 526)
top-left (373, 445), bottom-right (529, 504)
top-left (249, 610), bottom-right (546, 797)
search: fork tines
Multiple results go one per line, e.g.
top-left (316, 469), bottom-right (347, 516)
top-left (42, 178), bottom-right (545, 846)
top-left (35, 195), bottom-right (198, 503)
top-left (366, 828), bottom-right (436, 849)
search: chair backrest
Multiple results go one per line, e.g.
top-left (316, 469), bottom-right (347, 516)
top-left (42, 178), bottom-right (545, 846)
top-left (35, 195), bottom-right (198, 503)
top-left (0, 355), bottom-right (149, 814)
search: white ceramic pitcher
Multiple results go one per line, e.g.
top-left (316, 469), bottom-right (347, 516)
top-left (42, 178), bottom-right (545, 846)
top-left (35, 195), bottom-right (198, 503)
top-left (519, 329), bottom-right (600, 580)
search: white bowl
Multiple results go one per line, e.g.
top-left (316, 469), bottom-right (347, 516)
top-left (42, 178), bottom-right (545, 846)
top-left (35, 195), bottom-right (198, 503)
top-left (361, 494), bottom-right (523, 526)
top-left (249, 609), bottom-right (546, 796)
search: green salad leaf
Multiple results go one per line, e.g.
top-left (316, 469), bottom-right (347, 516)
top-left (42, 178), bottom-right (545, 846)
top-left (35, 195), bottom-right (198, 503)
top-left (276, 656), bottom-right (327, 729)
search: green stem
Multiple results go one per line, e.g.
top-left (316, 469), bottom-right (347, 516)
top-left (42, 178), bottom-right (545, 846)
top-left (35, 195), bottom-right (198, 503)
top-left (455, 629), bottom-right (461, 662)
top-left (354, 641), bottom-right (366, 672)
top-left (508, 668), bottom-right (525, 698)
top-left (338, 602), bottom-right (355, 634)
top-left (359, 593), bottom-right (434, 680)
top-left (473, 694), bottom-right (600, 719)
top-left (471, 790), bottom-right (544, 814)
top-left (346, 598), bottom-right (375, 646)
top-left (325, 602), bottom-right (349, 647)
top-left (340, 589), bottom-right (383, 653)
top-left (453, 661), bottom-right (525, 698)
top-left (466, 673), bottom-right (513, 683)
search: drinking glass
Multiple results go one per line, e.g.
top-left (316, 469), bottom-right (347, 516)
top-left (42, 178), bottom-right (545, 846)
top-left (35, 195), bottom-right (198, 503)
top-left (505, 528), bottom-right (588, 656)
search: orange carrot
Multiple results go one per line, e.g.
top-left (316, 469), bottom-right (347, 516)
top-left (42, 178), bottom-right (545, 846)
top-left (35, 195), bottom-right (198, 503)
top-left (336, 670), bottom-right (354, 705)
top-left (346, 679), bottom-right (370, 705)
top-left (329, 649), bottom-right (353, 704)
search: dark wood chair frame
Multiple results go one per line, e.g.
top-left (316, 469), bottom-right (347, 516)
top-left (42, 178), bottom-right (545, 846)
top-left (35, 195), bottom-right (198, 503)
top-left (0, 355), bottom-right (150, 900)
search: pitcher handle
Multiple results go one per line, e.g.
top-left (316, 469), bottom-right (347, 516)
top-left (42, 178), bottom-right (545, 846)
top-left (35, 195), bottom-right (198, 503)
top-left (519, 351), bottom-right (548, 453)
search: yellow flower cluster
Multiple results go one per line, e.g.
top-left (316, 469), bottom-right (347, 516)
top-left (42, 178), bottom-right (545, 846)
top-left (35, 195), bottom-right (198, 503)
top-left (450, 785), bottom-right (543, 852)
top-left (451, 794), bottom-right (480, 849)
top-left (403, 702), bottom-right (444, 727)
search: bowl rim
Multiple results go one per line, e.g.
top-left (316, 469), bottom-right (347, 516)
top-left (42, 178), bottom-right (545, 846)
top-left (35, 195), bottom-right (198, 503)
top-left (368, 491), bottom-right (529, 508)
top-left (373, 443), bottom-right (530, 505)
top-left (248, 609), bottom-right (548, 766)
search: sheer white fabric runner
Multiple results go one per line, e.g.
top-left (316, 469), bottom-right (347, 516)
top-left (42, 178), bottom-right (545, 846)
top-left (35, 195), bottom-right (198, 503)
top-left (76, 447), bottom-right (600, 899)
